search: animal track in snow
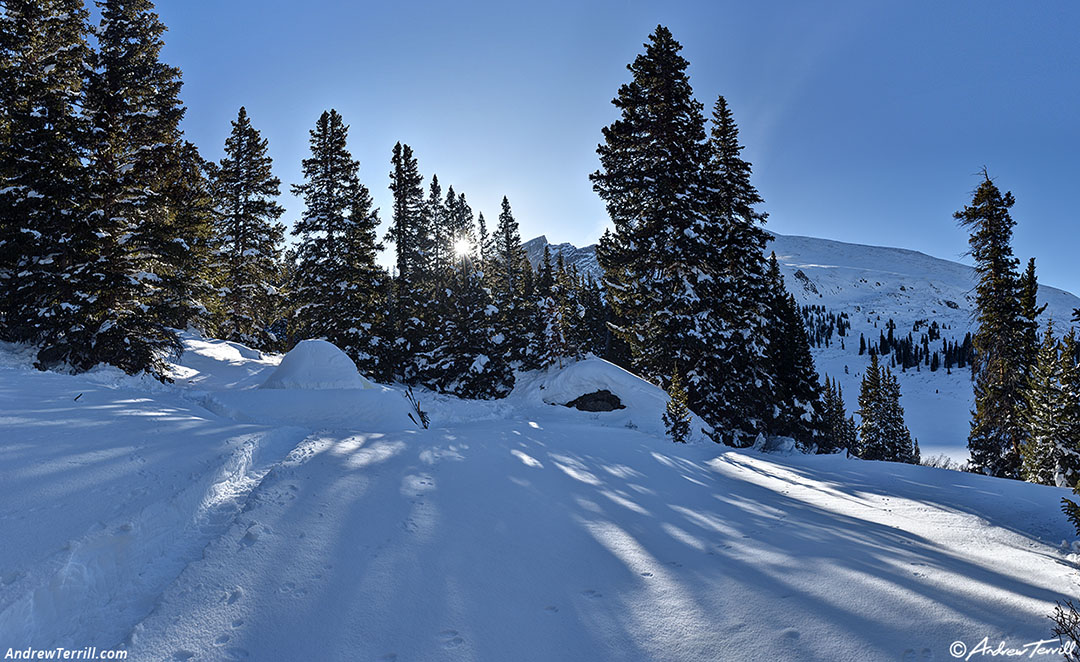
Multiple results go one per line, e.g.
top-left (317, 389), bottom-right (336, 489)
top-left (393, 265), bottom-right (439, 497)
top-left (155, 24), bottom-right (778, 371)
top-left (582, 589), bottom-right (602, 599)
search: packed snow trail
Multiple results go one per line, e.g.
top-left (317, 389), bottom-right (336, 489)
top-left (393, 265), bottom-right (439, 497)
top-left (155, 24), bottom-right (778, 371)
top-left (2, 335), bottom-right (1077, 661)
top-left (127, 420), bottom-right (1073, 661)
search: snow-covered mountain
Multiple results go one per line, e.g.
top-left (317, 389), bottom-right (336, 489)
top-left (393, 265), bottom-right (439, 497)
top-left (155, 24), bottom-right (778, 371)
top-left (524, 233), bottom-right (1080, 462)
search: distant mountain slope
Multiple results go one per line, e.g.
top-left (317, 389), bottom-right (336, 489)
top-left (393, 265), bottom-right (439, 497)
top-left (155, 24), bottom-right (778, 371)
top-left (523, 233), bottom-right (1080, 331)
top-left (523, 233), bottom-right (1080, 461)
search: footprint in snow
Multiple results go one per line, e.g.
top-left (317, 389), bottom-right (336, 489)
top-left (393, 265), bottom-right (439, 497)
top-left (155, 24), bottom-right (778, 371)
top-left (214, 634), bottom-right (231, 646)
top-left (780, 628), bottom-right (800, 640)
top-left (380, 654), bottom-right (398, 661)
top-left (172, 652), bottom-right (195, 661)
top-left (224, 648), bottom-right (250, 660)
top-left (438, 629), bottom-right (465, 649)
top-left (901, 648), bottom-right (935, 661)
top-left (582, 589), bottom-right (602, 599)
top-left (640, 572), bottom-right (653, 578)
top-left (226, 587), bottom-right (243, 605)
top-left (231, 618), bottom-right (244, 628)
top-left (544, 605), bottom-right (559, 613)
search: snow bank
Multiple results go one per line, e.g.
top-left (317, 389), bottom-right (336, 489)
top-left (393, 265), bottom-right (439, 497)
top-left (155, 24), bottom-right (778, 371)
top-left (260, 339), bottom-right (374, 390)
top-left (511, 358), bottom-right (712, 441)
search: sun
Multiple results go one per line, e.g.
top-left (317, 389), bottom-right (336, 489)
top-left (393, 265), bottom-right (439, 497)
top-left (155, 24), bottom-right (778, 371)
top-left (453, 237), bottom-right (472, 258)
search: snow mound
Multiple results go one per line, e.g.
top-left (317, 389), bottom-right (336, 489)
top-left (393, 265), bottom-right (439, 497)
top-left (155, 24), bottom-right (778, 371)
top-left (512, 358), bottom-right (712, 441)
top-left (260, 339), bottom-right (374, 390)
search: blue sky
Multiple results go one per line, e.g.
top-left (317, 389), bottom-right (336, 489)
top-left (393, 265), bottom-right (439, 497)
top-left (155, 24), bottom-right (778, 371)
top-left (157, 1), bottom-right (1080, 293)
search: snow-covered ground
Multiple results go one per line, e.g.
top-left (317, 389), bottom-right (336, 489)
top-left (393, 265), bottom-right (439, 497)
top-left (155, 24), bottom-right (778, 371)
top-left (2, 334), bottom-right (1078, 661)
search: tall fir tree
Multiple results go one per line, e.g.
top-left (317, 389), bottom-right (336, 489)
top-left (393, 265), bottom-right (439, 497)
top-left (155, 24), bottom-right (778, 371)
top-left (0, 1), bottom-right (92, 347)
top-left (592, 26), bottom-right (743, 443)
top-left (1021, 322), bottom-right (1064, 485)
top-left (490, 196), bottom-right (530, 364)
top-left (763, 254), bottom-right (826, 447)
top-left (386, 142), bottom-right (435, 382)
top-left (50, 0), bottom-right (190, 379)
top-left (879, 369), bottom-right (917, 464)
top-left (289, 110), bottom-right (389, 376)
top-left (1057, 329), bottom-right (1080, 488)
top-left (698, 94), bottom-right (774, 445)
top-left (211, 106), bottom-right (286, 350)
top-left (857, 353), bottom-right (887, 460)
top-left (955, 171), bottom-right (1026, 478)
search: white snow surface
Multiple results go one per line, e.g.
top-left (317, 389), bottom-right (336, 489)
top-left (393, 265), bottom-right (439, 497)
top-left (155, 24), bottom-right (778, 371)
top-left (1, 332), bottom-right (1077, 661)
top-left (259, 339), bottom-right (376, 391)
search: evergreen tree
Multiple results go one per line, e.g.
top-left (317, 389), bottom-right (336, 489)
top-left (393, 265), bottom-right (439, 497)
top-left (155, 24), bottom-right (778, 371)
top-left (821, 377), bottom-right (856, 454)
top-left (857, 353), bottom-right (887, 460)
top-left (427, 262), bottom-right (513, 399)
top-left (491, 196), bottom-right (530, 364)
top-left (386, 142), bottom-right (434, 382)
top-left (1058, 329), bottom-right (1080, 488)
top-left (426, 175), bottom-right (448, 275)
top-left (763, 254), bottom-right (826, 447)
top-left (210, 107), bottom-right (286, 349)
top-left (50, 0), bottom-right (189, 379)
top-left (879, 368), bottom-right (917, 463)
top-left (956, 171), bottom-right (1026, 478)
top-left (698, 94), bottom-right (773, 445)
top-left (592, 26), bottom-right (743, 445)
top-left (0, 1), bottom-right (92, 347)
top-left (1021, 322), bottom-right (1063, 485)
top-left (289, 110), bottom-right (389, 376)
top-left (664, 366), bottom-right (692, 444)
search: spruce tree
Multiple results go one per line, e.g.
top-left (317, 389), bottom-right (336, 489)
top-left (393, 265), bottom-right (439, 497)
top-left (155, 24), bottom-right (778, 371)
top-left (427, 263), bottom-right (513, 399)
top-left (664, 366), bottom-right (692, 444)
top-left (211, 107), bottom-right (286, 350)
top-left (1057, 329), bottom-right (1080, 488)
top-left (0, 1), bottom-right (92, 347)
top-left (491, 196), bottom-right (530, 364)
top-left (289, 110), bottom-right (389, 376)
top-left (879, 368), bottom-right (916, 463)
top-left (592, 26), bottom-right (744, 445)
top-left (699, 94), bottom-right (774, 445)
top-left (1021, 322), bottom-right (1063, 485)
top-left (763, 254), bottom-right (826, 448)
top-left (857, 353), bottom-right (887, 460)
top-left (386, 142), bottom-right (434, 382)
top-left (54, 0), bottom-right (189, 379)
top-left (956, 171), bottom-right (1026, 478)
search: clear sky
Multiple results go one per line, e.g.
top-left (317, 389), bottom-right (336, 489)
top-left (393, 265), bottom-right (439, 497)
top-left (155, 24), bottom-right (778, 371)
top-left (155, 1), bottom-right (1080, 293)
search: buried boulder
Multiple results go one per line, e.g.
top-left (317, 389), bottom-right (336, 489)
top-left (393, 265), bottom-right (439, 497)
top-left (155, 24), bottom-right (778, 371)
top-left (563, 389), bottom-right (625, 412)
top-left (260, 339), bottom-right (375, 390)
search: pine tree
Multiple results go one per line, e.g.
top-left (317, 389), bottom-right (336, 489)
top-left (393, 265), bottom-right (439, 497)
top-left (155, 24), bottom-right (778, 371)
top-left (821, 377), bottom-right (856, 454)
top-left (763, 254), bottom-right (826, 448)
top-left (386, 142), bottom-right (434, 382)
top-left (427, 262), bottom-right (513, 399)
top-left (289, 110), bottom-right (389, 376)
top-left (0, 1), bottom-right (92, 349)
top-left (698, 94), bottom-right (774, 445)
top-left (857, 353), bottom-right (887, 460)
top-left (879, 368), bottom-right (917, 463)
top-left (210, 107), bottom-right (285, 349)
top-left (1058, 329), bottom-right (1080, 488)
top-left (51, 0), bottom-right (189, 379)
top-left (956, 171), bottom-right (1027, 478)
top-left (592, 26), bottom-right (747, 445)
top-left (664, 366), bottom-right (692, 444)
top-left (1021, 322), bottom-right (1063, 485)
top-left (491, 196), bottom-right (530, 364)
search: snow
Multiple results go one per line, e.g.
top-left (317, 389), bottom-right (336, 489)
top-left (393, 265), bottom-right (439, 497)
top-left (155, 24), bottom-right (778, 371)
top-left (2, 335), bottom-right (1077, 659)
top-left (259, 339), bottom-right (375, 391)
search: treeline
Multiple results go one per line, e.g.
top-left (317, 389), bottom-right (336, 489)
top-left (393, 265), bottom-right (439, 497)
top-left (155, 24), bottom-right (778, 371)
top-left (2, 5), bottom-right (919, 461)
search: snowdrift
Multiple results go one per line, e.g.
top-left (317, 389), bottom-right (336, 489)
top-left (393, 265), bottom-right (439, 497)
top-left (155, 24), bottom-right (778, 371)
top-left (260, 339), bottom-right (375, 390)
top-left (511, 358), bottom-right (713, 441)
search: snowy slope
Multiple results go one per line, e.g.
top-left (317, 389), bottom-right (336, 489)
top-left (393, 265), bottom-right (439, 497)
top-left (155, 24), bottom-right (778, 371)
top-left (2, 335), bottom-right (1078, 661)
top-left (524, 233), bottom-right (1080, 462)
